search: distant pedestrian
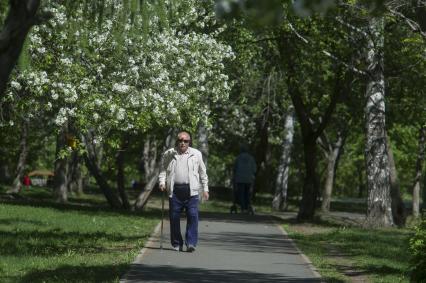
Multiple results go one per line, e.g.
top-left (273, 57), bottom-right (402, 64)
top-left (158, 131), bottom-right (209, 252)
top-left (23, 175), bottom-right (31, 188)
top-left (233, 145), bottom-right (256, 214)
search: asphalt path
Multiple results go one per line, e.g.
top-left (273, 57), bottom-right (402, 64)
top-left (120, 212), bottom-right (322, 283)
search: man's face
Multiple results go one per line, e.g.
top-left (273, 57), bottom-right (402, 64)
top-left (177, 132), bottom-right (190, 153)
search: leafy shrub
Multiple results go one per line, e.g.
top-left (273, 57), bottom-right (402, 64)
top-left (410, 219), bottom-right (426, 282)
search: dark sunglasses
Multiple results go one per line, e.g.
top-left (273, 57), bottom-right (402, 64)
top-left (177, 139), bottom-right (190, 144)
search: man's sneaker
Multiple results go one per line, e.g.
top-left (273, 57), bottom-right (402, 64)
top-left (172, 246), bottom-right (183, 252)
top-left (187, 245), bottom-right (196, 252)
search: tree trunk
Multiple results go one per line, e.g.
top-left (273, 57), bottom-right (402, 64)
top-left (82, 132), bottom-right (122, 208)
top-left (197, 121), bottom-right (209, 166)
top-left (364, 16), bottom-right (393, 228)
top-left (272, 106), bottom-right (295, 211)
top-left (386, 135), bottom-right (406, 227)
top-left (297, 138), bottom-right (319, 220)
top-left (0, 0), bottom-right (41, 97)
top-left (67, 152), bottom-right (84, 195)
top-left (253, 116), bottom-right (269, 199)
top-left (8, 121), bottom-right (29, 194)
top-left (143, 137), bottom-right (158, 178)
top-left (320, 134), bottom-right (344, 213)
top-left (277, 32), bottom-right (346, 221)
top-left (412, 125), bottom-right (426, 219)
top-left (53, 128), bottom-right (69, 203)
top-left (357, 163), bottom-right (365, 198)
top-left (134, 168), bottom-right (160, 210)
top-left (0, 164), bottom-right (12, 184)
top-left (134, 130), bottom-right (175, 210)
top-left (116, 137), bottom-right (130, 209)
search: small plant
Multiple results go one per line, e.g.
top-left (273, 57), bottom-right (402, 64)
top-left (409, 219), bottom-right (426, 282)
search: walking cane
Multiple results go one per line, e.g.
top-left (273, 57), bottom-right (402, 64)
top-left (160, 189), bottom-right (165, 250)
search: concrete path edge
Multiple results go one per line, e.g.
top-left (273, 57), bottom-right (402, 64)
top-left (275, 223), bottom-right (322, 278)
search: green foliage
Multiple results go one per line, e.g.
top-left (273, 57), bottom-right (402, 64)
top-left (409, 219), bottom-right (426, 282)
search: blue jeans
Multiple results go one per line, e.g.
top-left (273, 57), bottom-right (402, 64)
top-left (169, 184), bottom-right (199, 248)
top-left (236, 183), bottom-right (251, 210)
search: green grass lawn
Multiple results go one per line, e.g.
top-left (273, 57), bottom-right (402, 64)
top-left (0, 186), bottom-right (159, 283)
top-left (284, 221), bottom-right (413, 283)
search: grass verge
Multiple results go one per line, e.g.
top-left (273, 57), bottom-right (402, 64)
top-left (0, 187), bottom-right (159, 283)
top-left (283, 219), bottom-right (412, 283)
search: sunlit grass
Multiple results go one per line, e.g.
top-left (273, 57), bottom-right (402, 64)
top-left (0, 194), bottom-right (159, 282)
top-left (285, 223), bottom-right (412, 283)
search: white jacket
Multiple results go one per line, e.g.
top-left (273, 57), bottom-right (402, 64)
top-left (158, 147), bottom-right (208, 197)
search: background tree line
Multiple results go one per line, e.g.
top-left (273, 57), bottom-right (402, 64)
top-left (0, 0), bottom-right (426, 230)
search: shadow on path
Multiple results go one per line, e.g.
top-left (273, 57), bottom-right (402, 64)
top-left (124, 264), bottom-right (322, 283)
top-left (199, 211), bottom-right (276, 224)
top-left (198, 231), bottom-right (300, 254)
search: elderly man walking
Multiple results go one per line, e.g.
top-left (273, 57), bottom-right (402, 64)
top-left (159, 131), bottom-right (209, 252)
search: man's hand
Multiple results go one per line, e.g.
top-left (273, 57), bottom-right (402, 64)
top-left (159, 184), bottom-right (165, 192)
top-left (203, 191), bottom-right (209, 201)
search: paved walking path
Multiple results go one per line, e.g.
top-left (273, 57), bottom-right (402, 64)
top-left (120, 212), bottom-right (321, 283)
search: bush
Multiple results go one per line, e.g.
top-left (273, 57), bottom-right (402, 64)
top-left (410, 219), bottom-right (426, 282)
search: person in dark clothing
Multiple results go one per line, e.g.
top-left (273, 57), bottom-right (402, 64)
top-left (233, 145), bottom-right (257, 214)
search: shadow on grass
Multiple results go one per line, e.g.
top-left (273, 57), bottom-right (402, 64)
top-left (16, 264), bottom-right (128, 283)
top-left (0, 192), bottom-right (161, 219)
top-left (361, 264), bottom-right (402, 275)
top-left (0, 227), bottom-right (149, 256)
top-left (0, 218), bottom-right (46, 226)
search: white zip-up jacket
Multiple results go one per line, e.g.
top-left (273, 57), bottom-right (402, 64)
top-left (158, 147), bottom-right (208, 197)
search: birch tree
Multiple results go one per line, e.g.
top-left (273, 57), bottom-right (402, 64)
top-left (364, 15), bottom-right (393, 228)
top-left (272, 106), bottom-right (295, 211)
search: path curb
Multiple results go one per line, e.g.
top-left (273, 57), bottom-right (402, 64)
top-left (276, 223), bottom-right (322, 279)
top-left (119, 221), bottom-right (162, 282)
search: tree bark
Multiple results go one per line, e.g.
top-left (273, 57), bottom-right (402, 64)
top-left (320, 133), bottom-right (345, 213)
top-left (116, 136), bottom-right (130, 209)
top-left (197, 121), bottom-right (209, 167)
top-left (67, 152), bottom-right (83, 195)
top-left (412, 125), bottom-right (426, 219)
top-left (386, 135), bottom-right (406, 227)
top-left (143, 137), bottom-right (158, 178)
top-left (297, 137), bottom-right (320, 220)
top-left (272, 106), bottom-right (295, 211)
top-left (364, 16), bottom-right (393, 228)
top-left (8, 121), bottom-right (29, 194)
top-left (82, 132), bottom-right (122, 208)
top-left (134, 168), bottom-right (160, 210)
top-left (253, 114), bottom-right (269, 200)
top-left (53, 128), bottom-right (69, 203)
top-left (357, 163), bottom-right (365, 198)
top-left (0, 0), bottom-right (41, 97)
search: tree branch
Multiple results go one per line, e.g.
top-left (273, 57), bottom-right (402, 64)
top-left (287, 22), bottom-right (367, 76)
top-left (388, 8), bottom-right (426, 39)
